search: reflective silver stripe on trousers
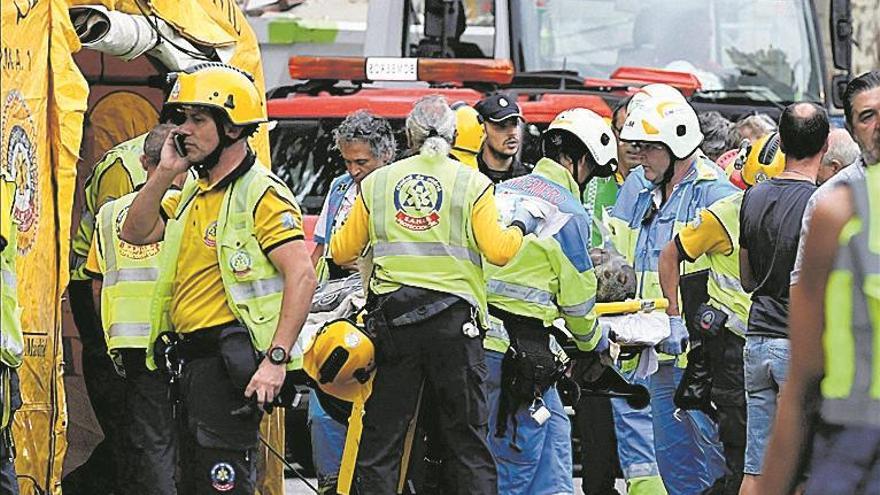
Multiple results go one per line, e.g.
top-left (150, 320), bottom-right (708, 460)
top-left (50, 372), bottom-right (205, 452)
top-left (1, 269), bottom-right (15, 291)
top-left (822, 174), bottom-right (880, 427)
top-left (374, 242), bottom-right (482, 267)
top-left (487, 279), bottom-right (554, 306)
top-left (228, 276), bottom-right (284, 302)
top-left (561, 297), bottom-right (595, 317)
top-left (622, 462), bottom-right (660, 479)
top-left (103, 267), bottom-right (160, 287)
top-left (108, 322), bottom-right (151, 338)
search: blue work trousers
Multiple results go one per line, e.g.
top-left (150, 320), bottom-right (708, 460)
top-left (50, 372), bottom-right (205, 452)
top-left (652, 362), bottom-right (726, 494)
top-left (486, 350), bottom-right (574, 495)
top-left (613, 361), bottom-right (726, 494)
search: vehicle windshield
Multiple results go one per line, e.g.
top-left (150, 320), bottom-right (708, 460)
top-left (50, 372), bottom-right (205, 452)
top-left (514, 0), bottom-right (823, 102)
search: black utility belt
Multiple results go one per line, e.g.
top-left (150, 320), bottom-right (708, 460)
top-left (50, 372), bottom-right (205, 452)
top-left (489, 305), bottom-right (572, 347)
top-left (176, 321), bottom-right (243, 361)
top-left (488, 305), bottom-right (544, 332)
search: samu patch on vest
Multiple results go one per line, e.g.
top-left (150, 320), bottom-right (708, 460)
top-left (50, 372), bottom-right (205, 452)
top-left (393, 173), bottom-right (443, 231)
top-left (229, 250), bottom-right (253, 277)
top-left (209, 461), bottom-right (235, 491)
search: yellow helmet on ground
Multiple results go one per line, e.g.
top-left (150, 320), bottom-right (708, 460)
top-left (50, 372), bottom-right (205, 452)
top-left (302, 319), bottom-right (375, 403)
top-left (450, 101), bottom-right (484, 169)
top-left (741, 132), bottom-right (785, 186)
top-left (165, 62), bottom-right (266, 125)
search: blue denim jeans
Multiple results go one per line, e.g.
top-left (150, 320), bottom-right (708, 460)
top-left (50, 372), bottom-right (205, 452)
top-left (486, 350), bottom-right (574, 495)
top-left (743, 336), bottom-right (790, 475)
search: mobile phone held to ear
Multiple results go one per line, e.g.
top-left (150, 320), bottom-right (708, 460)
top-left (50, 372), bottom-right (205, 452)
top-left (173, 133), bottom-right (187, 157)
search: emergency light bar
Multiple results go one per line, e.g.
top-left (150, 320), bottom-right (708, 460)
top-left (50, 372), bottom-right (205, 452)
top-left (288, 56), bottom-right (515, 85)
top-left (609, 67), bottom-right (702, 95)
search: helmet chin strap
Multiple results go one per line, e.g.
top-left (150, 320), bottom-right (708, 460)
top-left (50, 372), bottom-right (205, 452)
top-left (564, 154), bottom-right (590, 195)
top-left (579, 165), bottom-right (598, 195)
top-left (651, 153), bottom-right (677, 201)
top-left (191, 120), bottom-right (235, 178)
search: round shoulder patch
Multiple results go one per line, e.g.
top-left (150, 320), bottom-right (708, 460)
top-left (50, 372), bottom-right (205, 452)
top-left (210, 462), bottom-right (236, 492)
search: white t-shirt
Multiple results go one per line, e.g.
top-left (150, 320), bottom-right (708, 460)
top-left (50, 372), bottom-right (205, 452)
top-left (790, 159), bottom-right (865, 285)
top-left (314, 181), bottom-right (358, 246)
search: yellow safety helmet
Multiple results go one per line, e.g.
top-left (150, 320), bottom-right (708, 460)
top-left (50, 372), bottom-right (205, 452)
top-left (164, 62), bottom-right (266, 126)
top-left (302, 319), bottom-right (375, 403)
top-left (450, 101), bottom-right (484, 169)
top-left (741, 132), bottom-right (785, 186)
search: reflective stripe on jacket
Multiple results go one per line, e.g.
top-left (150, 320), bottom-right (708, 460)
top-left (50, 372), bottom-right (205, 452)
top-left (822, 164), bottom-right (880, 427)
top-left (361, 153), bottom-right (491, 326)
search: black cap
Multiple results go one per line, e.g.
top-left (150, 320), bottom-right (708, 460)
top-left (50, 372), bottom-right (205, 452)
top-left (474, 94), bottom-right (523, 123)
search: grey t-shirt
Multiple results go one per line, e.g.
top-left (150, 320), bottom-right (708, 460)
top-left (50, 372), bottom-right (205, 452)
top-left (790, 159), bottom-right (866, 285)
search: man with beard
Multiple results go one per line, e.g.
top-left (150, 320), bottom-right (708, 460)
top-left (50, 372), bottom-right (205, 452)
top-left (475, 94), bottom-right (532, 183)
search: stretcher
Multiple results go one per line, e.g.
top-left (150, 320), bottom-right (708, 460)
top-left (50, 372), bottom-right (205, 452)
top-left (562, 297), bottom-right (671, 410)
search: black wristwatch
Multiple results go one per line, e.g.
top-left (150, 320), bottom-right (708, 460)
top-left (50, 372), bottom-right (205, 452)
top-left (267, 346), bottom-right (289, 365)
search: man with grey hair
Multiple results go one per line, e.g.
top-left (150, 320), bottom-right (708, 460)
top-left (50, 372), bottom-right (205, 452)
top-left (330, 94), bottom-right (528, 494)
top-left (311, 110), bottom-right (396, 276)
top-left (817, 128), bottom-right (860, 185)
top-left (308, 110), bottom-right (396, 494)
top-left (698, 111), bottom-right (735, 162)
top-left (405, 94), bottom-right (459, 157)
top-left (734, 113), bottom-right (777, 145)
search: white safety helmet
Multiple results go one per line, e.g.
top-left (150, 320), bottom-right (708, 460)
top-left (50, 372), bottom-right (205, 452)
top-left (546, 108), bottom-right (618, 175)
top-left (627, 83), bottom-right (687, 113)
top-left (619, 96), bottom-right (703, 160)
